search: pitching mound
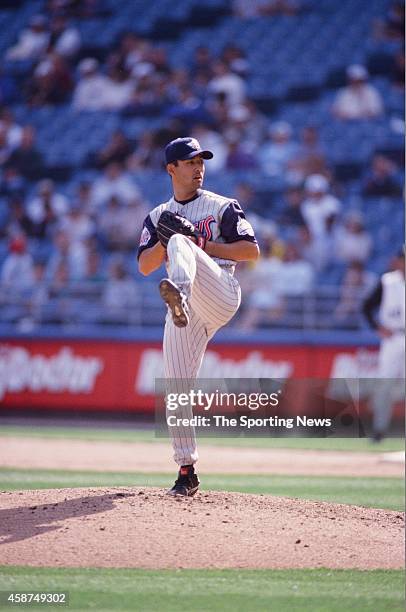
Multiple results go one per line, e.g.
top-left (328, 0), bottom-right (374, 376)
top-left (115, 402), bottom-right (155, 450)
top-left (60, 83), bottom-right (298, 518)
top-left (0, 487), bottom-right (404, 570)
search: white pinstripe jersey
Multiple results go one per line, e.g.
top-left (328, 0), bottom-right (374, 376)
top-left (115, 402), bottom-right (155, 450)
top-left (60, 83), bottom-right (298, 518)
top-left (379, 270), bottom-right (405, 331)
top-left (138, 188), bottom-right (257, 274)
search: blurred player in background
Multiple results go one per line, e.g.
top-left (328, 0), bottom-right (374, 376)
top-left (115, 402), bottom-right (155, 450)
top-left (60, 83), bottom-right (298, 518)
top-left (363, 249), bottom-right (405, 441)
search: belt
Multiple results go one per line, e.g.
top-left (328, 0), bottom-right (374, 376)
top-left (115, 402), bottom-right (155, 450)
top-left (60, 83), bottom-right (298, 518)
top-left (219, 264), bottom-right (235, 275)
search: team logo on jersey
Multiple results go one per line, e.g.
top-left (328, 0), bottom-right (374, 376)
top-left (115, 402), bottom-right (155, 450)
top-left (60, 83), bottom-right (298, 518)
top-left (236, 217), bottom-right (254, 237)
top-left (195, 215), bottom-right (215, 240)
top-left (140, 226), bottom-right (151, 246)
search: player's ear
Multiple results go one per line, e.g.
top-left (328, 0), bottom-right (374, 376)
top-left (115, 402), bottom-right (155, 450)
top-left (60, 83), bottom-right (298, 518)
top-left (166, 162), bottom-right (177, 177)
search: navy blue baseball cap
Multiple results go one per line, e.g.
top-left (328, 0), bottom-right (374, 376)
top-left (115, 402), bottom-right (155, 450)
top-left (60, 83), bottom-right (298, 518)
top-left (165, 137), bottom-right (214, 165)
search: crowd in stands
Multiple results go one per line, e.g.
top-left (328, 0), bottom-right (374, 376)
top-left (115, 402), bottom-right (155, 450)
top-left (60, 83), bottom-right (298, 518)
top-left (0, 0), bottom-right (404, 330)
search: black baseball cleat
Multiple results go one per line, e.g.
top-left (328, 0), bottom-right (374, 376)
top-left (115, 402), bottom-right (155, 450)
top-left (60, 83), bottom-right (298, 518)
top-left (167, 465), bottom-right (200, 497)
top-left (159, 278), bottom-right (189, 327)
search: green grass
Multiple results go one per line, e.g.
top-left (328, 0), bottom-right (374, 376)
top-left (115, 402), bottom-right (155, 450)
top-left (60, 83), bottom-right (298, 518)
top-left (0, 468), bottom-right (403, 510)
top-left (0, 567), bottom-right (403, 611)
top-left (0, 425), bottom-right (404, 452)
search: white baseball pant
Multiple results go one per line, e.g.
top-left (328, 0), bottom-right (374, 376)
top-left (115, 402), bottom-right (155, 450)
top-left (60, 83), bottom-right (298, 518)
top-left (163, 234), bottom-right (241, 466)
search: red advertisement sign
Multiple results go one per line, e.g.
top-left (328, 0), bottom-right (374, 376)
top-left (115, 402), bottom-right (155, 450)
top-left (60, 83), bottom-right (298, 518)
top-left (0, 340), bottom-right (381, 413)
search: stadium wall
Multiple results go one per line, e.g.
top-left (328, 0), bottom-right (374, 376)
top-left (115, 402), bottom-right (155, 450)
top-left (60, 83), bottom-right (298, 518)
top-left (0, 330), bottom-right (382, 413)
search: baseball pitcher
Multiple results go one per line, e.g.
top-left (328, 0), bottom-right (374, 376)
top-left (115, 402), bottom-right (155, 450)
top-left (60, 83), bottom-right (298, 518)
top-left (137, 137), bottom-right (259, 495)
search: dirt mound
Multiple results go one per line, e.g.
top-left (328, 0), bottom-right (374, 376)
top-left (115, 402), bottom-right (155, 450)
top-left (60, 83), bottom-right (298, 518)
top-left (0, 487), bottom-right (404, 569)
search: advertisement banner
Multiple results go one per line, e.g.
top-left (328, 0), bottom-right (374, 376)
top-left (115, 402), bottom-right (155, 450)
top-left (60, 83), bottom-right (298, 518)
top-left (0, 339), bottom-right (386, 413)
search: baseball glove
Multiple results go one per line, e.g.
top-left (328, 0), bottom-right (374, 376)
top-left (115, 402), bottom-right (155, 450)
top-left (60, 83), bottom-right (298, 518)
top-left (157, 210), bottom-right (206, 249)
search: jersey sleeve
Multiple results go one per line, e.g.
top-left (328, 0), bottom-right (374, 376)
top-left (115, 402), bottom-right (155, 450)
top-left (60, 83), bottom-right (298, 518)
top-left (137, 214), bottom-right (159, 259)
top-left (219, 200), bottom-right (258, 244)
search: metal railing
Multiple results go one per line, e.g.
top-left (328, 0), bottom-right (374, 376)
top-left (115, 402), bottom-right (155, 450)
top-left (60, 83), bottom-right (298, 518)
top-left (0, 280), bottom-right (370, 332)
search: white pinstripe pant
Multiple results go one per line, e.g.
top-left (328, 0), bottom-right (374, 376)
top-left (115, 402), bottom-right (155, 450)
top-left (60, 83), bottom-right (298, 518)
top-left (164, 234), bottom-right (241, 466)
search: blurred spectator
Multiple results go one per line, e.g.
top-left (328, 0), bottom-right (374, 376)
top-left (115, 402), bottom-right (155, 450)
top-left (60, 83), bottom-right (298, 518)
top-left (167, 68), bottom-right (195, 100)
top-left (190, 45), bottom-right (214, 80)
top-left (127, 71), bottom-right (167, 114)
top-left (6, 126), bottom-right (45, 180)
top-left (126, 132), bottom-right (159, 170)
top-left (0, 235), bottom-right (34, 291)
top-left (11, 261), bottom-right (49, 332)
top-left (331, 65), bottom-right (384, 120)
top-left (0, 166), bottom-right (26, 198)
top-left (278, 186), bottom-right (306, 227)
top-left (97, 195), bottom-right (146, 251)
top-left (362, 154), bottom-right (402, 197)
top-left (234, 182), bottom-right (278, 247)
top-left (221, 44), bottom-right (250, 77)
top-left (90, 162), bottom-right (142, 209)
top-left (26, 52), bottom-right (73, 105)
top-left (260, 121), bottom-right (299, 176)
top-left (295, 225), bottom-right (320, 269)
top-left (223, 102), bottom-right (267, 152)
top-left (26, 179), bottom-right (69, 232)
top-left (373, 1), bottom-right (405, 41)
top-left (93, 129), bottom-right (133, 168)
top-left (49, 258), bottom-right (70, 296)
top-left (333, 212), bottom-right (372, 264)
top-left (165, 83), bottom-right (204, 124)
top-left (225, 136), bottom-right (258, 170)
top-left (74, 181), bottom-right (93, 214)
top-left (49, 13), bottom-right (81, 58)
top-left (301, 174), bottom-right (341, 270)
top-left (191, 124), bottom-right (228, 173)
top-left (101, 257), bottom-right (138, 322)
top-left (97, 195), bottom-right (123, 250)
top-left (46, 229), bottom-right (89, 282)
top-left (6, 15), bottom-right (49, 61)
top-left (117, 32), bottom-right (150, 74)
top-left (116, 198), bottom-right (147, 248)
top-left (193, 68), bottom-right (211, 99)
top-left (6, 195), bottom-right (46, 239)
top-left (24, 261), bottom-right (49, 326)
top-left (275, 242), bottom-right (314, 295)
top-left (150, 47), bottom-right (172, 77)
top-left (208, 60), bottom-right (246, 107)
top-left (0, 108), bottom-right (23, 150)
top-left (72, 58), bottom-right (113, 111)
top-left (127, 120), bottom-right (184, 170)
top-left (235, 182), bottom-right (265, 217)
top-left (59, 201), bottom-right (95, 244)
top-left (207, 92), bottom-right (230, 127)
top-left (242, 99), bottom-right (270, 145)
top-left (289, 125), bottom-right (329, 180)
top-left (84, 249), bottom-right (105, 283)
top-left (334, 261), bottom-right (377, 326)
top-left (237, 254), bottom-right (285, 330)
top-left (102, 63), bottom-right (134, 111)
